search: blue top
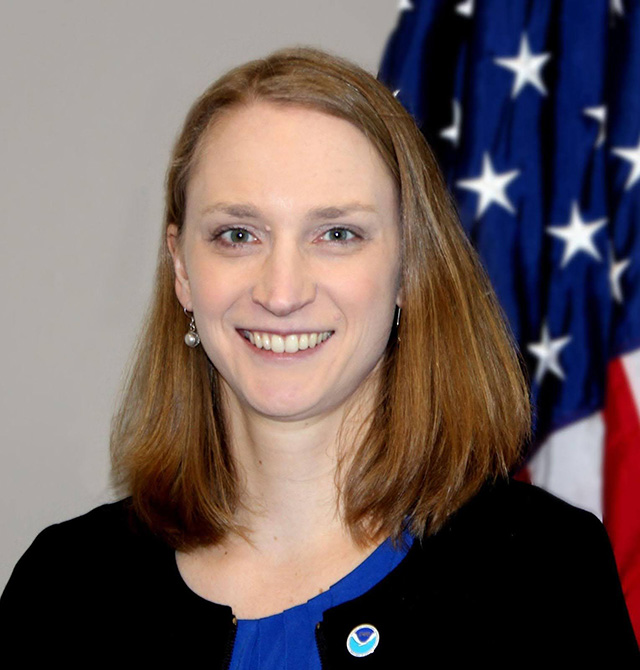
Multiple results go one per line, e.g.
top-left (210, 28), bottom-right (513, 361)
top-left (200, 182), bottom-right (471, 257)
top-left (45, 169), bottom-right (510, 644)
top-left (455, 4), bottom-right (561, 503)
top-left (229, 532), bottom-right (413, 670)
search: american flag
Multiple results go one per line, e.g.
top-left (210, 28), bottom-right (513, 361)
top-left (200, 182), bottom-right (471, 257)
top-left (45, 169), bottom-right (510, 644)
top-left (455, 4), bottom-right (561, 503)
top-left (379, 0), bottom-right (640, 639)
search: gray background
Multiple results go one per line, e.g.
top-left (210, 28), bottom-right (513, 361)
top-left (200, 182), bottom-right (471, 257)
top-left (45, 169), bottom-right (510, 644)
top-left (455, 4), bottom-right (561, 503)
top-left (0, 0), bottom-right (400, 591)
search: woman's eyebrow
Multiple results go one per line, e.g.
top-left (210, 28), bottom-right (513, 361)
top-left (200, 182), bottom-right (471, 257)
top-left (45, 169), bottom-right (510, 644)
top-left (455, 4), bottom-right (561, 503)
top-left (200, 202), bottom-right (259, 218)
top-left (199, 202), bottom-right (378, 220)
top-left (307, 203), bottom-right (378, 220)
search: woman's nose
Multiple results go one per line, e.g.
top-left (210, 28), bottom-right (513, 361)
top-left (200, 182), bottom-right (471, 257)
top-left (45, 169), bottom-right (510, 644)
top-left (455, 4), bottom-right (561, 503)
top-left (250, 242), bottom-right (317, 316)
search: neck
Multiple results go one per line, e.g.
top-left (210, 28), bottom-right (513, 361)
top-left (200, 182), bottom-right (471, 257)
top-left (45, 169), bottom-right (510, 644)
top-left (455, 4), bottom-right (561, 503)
top-left (221, 383), bottom-right (375, 553)
top-left (174, 379), bottom-right (384, 618)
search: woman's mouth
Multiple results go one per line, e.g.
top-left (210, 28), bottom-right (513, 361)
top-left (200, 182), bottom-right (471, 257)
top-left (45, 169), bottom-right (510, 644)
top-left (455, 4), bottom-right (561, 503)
top-left (240, 330), bottom-right (334, 354)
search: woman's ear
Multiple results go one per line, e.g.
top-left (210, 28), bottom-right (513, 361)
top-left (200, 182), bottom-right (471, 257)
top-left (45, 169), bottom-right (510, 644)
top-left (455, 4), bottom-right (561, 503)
top-left (167, 224), bottom-right (193, 311)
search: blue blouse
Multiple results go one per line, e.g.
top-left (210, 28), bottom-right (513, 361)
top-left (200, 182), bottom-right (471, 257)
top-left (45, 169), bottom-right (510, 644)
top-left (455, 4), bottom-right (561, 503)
top-left (228, 533), bottom-right (413, 670)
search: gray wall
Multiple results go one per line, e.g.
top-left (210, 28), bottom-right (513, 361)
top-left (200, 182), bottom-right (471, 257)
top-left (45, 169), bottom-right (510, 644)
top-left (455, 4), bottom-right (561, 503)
top-left (1, 0), bottom-right (400, 590)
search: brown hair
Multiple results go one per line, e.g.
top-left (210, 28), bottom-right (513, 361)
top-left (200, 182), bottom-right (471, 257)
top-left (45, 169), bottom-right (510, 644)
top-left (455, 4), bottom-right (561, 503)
top-left (110, 47), bottom-right (531, 549)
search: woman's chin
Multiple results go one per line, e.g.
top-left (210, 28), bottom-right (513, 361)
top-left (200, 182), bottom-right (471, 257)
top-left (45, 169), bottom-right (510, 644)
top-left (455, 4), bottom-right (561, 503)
top-left (218, 379), bottom-right (322, 423)
top-left (244, 393), bottom-right (326, 423)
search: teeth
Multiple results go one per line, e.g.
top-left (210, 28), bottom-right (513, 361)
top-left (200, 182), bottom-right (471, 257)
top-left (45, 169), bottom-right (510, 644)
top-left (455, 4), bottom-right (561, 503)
top-left (284, 335), bottom-right (297, 353)
top-left (244, 330), bottom-right (332, 354)
top-left (271, 334), bottom-right (285, 353)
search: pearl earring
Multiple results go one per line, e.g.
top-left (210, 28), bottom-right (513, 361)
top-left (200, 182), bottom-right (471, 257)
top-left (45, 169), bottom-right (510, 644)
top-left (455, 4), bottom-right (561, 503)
top-left (183, 308), bottom-right (200, 348)
top-left (394, 305), bottom-right (401, 343)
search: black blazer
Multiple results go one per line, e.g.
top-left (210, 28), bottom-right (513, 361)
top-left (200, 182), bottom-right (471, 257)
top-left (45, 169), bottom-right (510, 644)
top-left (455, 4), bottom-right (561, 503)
top-left (2, 479), bottom-right (638, 667)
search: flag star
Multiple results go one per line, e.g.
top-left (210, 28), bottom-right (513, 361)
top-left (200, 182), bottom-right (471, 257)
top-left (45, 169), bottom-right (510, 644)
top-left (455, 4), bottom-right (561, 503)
top-left (494, 33), bottom-right (551, 98)
top-left (456, 153), bottom-right (520, 218)
top-left (610, 0), bottom-right (624, 16)
top-left (440, 99), bottom-right (462, 146)
top-left (612, 136), bottom-right (640, 190)
top-left (528, 323), bottom-right (572, 384)
top-left (610, 246), bottom-right (631, 303)
top-left (546, 202), bottom-right (607, 268)
top-left (456, 0), bottom-right (475, 17)
top-left (583, 106), bottom-right (607, 148)
top-left (398, 0), bottom-right (414, 11)
top-left (393, 89), bottom-right (401, 98)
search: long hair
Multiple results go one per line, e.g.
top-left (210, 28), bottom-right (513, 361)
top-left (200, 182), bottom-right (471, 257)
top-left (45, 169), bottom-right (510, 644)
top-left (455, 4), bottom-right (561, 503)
top-left (110, 47), bottom-right (531, 549)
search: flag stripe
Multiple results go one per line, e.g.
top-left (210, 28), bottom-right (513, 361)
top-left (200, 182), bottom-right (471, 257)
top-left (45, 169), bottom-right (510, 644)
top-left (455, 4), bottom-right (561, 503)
top-left (528, 413), bottom-right (604, 519)
top-left (604, 352), bottom-right (640, 640)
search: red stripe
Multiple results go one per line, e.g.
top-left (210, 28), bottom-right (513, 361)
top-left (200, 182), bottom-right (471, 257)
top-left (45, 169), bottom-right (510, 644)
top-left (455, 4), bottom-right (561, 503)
top-left (603, 357), bottom-right (640, 644)
top-left (513, 465), bottom-right (531, 484)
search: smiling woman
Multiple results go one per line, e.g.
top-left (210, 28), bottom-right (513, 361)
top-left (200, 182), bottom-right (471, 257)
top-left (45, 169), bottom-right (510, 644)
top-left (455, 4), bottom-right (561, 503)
top-left (1, 47), bottom-right (638, 666)
top-left (167, 102), bottom-right (402, 424)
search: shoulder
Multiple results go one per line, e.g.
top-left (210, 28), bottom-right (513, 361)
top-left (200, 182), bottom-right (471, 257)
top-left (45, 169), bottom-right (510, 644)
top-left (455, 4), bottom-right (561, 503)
top-left (28, 498), bottom-right (135, 544)
top-left (1, 501), bottom-right (233, 662)
top-left (431, 478), bottom-right (616, 582)
top-left (11, 499), bottom-right (161, 568)
top-left (461, 475), bottom-right (595, 521)
top-left (1, 499), bottom-right (172, 615)
top-left (416, 478), bottom-right (638, 663)
top-left (447, 476), bottom-right (602, 539)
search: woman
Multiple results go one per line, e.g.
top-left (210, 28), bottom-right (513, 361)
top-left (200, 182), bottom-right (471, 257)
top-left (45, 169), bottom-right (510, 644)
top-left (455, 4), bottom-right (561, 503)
top-left (2, 48), bottom-right (638, 666)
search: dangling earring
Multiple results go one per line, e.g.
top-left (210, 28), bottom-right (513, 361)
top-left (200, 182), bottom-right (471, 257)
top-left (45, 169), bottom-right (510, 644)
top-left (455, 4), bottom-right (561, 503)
top-left (183, 307), bottom-right (200, 348)
top-left (394, 305), bottom-right (402, 343)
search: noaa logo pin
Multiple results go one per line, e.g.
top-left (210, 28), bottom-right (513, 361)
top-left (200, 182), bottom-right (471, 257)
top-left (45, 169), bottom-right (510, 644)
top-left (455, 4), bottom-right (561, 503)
top-left (346, 623), bottom-right (380, 658)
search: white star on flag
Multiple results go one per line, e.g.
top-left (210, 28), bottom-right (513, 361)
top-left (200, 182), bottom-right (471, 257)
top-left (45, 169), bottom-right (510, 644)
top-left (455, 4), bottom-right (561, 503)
top-left (393, 89), bottom-right (401, 98)
top-left (398, 0), bottom-right (413, 11)
top-left (610, 245), bottom-right (631, 304)
top-left (583, 106), bottom-right (607, 148)
top-left (440, 99), bottom-right (462, 146)
top-left (494, 33), bottom-right (551, 98)
top-left (456, 153), bottom-right (520, 219)
top-left (528, 323), bottom-right (572, 384)
top-left (610, 0), bottom-right (624, 16)
top-left (456, 0), bottom-right (475, 17)
top-left (612, 136), bottom-right (640, 191)
top-left (546, 202), bottom-right (607, 268)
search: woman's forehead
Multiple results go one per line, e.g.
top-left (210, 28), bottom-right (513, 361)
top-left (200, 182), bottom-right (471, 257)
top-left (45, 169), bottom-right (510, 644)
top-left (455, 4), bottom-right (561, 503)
top-left (187, 102), bottom-right (398, 214)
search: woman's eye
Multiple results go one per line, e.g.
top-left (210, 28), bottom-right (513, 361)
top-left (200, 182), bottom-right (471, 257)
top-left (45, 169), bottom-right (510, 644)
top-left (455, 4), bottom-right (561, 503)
top-left (321, 228), bottom-right (357, 243)
top-left (215, 228), bottom-right (257, 246)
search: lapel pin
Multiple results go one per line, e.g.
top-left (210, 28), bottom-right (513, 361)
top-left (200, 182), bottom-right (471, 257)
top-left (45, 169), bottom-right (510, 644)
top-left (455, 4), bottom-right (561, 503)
top-left (346, 624), bottom-right (380, 658)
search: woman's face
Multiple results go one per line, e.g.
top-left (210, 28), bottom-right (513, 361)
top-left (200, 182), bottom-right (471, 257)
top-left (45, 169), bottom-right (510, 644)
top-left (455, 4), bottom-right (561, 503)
top-left (168, 102), bottom-right (402, 423)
